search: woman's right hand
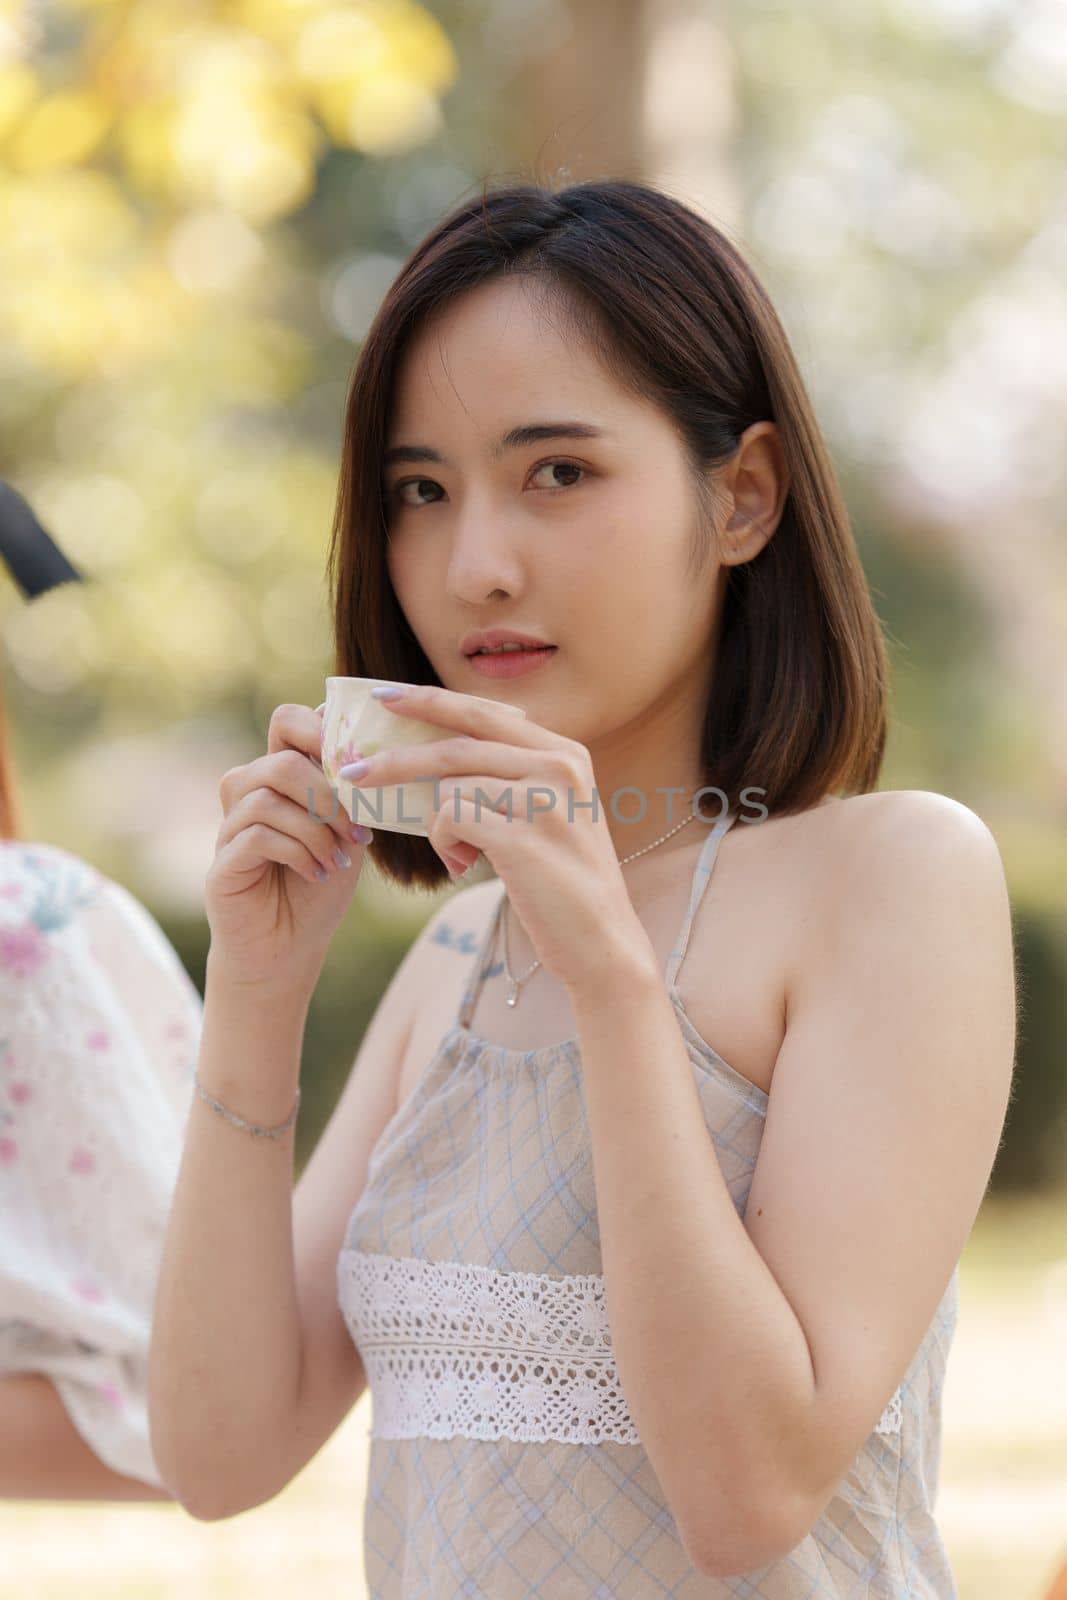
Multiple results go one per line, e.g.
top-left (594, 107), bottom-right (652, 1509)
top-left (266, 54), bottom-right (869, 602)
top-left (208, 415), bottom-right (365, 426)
top-left (204, 702), bottom-right (372, 992)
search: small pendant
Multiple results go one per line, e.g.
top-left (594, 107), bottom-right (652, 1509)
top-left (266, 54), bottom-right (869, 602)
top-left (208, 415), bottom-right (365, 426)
top-left (506, 982), bottom-right (520, 1007)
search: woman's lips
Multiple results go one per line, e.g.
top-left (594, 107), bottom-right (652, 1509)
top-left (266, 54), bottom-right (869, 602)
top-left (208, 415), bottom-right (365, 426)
top-left (465, 646), bottom-right (558, 679)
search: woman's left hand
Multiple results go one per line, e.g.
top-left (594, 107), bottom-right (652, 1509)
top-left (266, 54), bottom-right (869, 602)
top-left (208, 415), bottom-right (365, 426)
top-left (338, 685), bottom-right (657, 996)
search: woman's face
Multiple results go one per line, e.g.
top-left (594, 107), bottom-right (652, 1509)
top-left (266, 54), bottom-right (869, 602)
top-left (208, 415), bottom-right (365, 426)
top-left (382, 275), bottom-right (725, 758)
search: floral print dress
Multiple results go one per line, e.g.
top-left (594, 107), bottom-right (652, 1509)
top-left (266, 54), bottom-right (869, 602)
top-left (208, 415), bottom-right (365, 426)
top-left (0, 840), bottom-right (201, 1489)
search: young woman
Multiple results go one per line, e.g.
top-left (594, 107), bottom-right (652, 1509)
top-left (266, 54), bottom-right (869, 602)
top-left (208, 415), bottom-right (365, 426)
top-left (0, 483), bottom-right (200, 1501)
top-left (149, 179), bottom-right (1017, 1594)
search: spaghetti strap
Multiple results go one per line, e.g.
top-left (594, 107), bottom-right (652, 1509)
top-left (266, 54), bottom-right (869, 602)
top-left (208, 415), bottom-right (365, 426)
top-left (456, 885), bottom-right (506, 1029)
top-left (664, 806), bottom-right (739, 994)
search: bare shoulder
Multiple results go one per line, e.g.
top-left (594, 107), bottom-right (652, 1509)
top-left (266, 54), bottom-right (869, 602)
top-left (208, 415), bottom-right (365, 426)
top-left (808, 787), bottom-right (1006, 891)
top-left (769, 790), bottom-right (1009, 1017)
top-left (420, 875), bottom-right (501, 958)
top-left (790, 788), bottom-right (1012, 1005)
top-left (405, 875), bottom-right (501, 997)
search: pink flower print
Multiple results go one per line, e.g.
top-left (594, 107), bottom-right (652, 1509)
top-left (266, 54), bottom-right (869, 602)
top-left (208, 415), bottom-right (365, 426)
top-left (8, 1080), bottom-right (31, 1106)
top-left (97, 1380), bottom-right (123, 1410)
top-left (0, 923), bottom-right (49, 979)
top-left (69, 1147), bottom-right (96, 1175)
top-left (73, 1276), bottom-right (104, 1303)
top-left (336, 738), bottom-right (365, 769)
top-left (86, 1028), bottom-right (110, 1051)
top-left (164, 1019), bottom-right (188, 1040)
top-left (0, 1136), bottom-right (18, 1164)
top-left (0, 882), bottom-right (24, 900)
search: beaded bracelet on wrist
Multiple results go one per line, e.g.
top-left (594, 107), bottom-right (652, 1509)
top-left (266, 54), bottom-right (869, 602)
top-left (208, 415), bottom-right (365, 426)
top-left (193, 1074), bottom-right (301, 1140)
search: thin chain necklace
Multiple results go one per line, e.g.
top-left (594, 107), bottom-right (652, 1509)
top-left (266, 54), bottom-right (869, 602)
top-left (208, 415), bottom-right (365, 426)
top-left (501, 806), bottom-right (702, 1008)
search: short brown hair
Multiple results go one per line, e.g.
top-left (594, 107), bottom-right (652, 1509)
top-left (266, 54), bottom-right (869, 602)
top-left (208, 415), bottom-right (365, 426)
top-left (326, 176), bottom-right (889, 893)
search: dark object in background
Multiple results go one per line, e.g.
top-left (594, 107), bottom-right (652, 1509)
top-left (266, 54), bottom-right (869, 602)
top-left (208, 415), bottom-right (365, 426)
top-left (0, 480), bottom-right (83, 599)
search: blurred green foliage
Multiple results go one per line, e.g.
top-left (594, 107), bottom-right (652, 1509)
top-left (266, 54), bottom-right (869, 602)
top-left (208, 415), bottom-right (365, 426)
top-left (995, 905), bottom-right (1067, 1193)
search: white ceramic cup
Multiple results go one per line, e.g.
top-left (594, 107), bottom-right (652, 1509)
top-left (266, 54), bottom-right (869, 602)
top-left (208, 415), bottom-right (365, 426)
top-left (320, 676), bottom-right (528, 838)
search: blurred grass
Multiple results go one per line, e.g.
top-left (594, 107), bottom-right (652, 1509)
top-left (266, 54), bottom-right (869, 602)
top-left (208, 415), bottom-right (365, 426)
top-left (2, 1185), bottom-right (1064, 1598)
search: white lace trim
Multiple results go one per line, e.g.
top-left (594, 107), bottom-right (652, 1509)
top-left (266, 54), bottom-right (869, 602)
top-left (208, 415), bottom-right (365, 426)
top-left (337, 1249), bottom-right (904, 1444)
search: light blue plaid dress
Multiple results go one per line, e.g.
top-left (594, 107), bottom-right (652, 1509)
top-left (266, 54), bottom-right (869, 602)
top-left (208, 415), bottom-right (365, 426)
top-left (337, 808), bottom-right (960, 1597)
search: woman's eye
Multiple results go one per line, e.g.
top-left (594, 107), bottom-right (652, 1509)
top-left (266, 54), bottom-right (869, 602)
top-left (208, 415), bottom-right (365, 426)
top-left (528, 459), bottom-right (585, 490)
top-left (392, 477), bottom-right (442, 507)
top-left (389, 459), bottom-right (586, 508)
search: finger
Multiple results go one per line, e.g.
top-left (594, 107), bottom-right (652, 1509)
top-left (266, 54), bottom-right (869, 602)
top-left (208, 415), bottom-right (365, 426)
top-left (214, 820), bottom-right (336, 889)
top-left (362, 683), bottom-right (564, 752)
top-left (267, 701), bottom-right (324, 761)
top-left (218, 786), bottom-right (360, 880)
top-left (425, 776), bottom-right (548, 821)
top-left (338, 736), bottom-right (527, 791)
top-left (446, 841), bottom-right (482, 875)
top-left (217, 701), bottom-right (365, 863)
top-left (222, 747), bottom-right (356, 857)
top-left (427, 776), bottom-right (583, 876)
top-left (426, 783), bottom-right (513, 874)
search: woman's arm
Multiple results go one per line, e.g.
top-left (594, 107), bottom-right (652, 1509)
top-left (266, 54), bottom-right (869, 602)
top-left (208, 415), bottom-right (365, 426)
top-left (147, 958), bottom-right (313, 1519)
top-left (568, 791), bottom-right (1016, 1579)
top-left (0, 1373), bottom-right (172, 1502)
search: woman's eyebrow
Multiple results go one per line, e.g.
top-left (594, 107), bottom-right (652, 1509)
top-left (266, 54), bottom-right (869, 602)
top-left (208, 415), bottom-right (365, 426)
top-left (382, 421), bottom-right (612, 468)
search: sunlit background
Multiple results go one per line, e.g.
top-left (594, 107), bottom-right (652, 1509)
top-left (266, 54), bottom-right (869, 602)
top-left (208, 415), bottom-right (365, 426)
top-left (1, 0), bottom-right (1064, 1595)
